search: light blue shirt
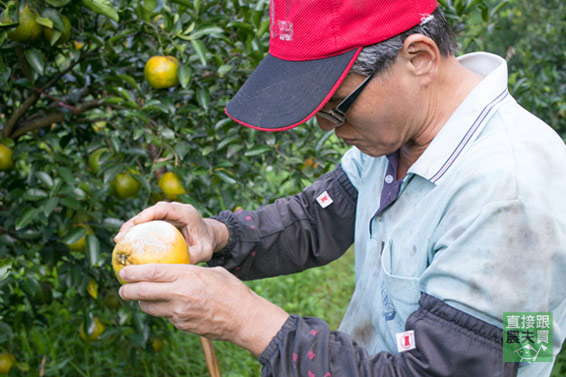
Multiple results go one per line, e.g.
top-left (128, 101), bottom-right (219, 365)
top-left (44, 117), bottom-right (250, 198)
top-left (339, 52), bottom-right (566, 377)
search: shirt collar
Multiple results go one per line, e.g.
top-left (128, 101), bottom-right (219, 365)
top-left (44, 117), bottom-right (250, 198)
top-left (407, 52), bottom-right (512, 184)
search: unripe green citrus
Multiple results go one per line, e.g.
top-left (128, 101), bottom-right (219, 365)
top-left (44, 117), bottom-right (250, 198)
top-left (7, 6), bottom-right (43, 43)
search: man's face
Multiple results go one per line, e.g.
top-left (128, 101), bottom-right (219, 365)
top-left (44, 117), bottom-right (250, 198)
top-left (316, 59), bottom-right (421, 158)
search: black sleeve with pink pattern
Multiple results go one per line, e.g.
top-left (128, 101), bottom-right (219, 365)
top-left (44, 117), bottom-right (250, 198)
top-left (207, 164), bottom-right (357, 280)
top-left (258, 294), bottom-right (518, 377)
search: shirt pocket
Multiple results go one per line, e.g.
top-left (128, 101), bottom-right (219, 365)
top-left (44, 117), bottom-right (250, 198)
top-left (379, 240), bottom-right (421, 329)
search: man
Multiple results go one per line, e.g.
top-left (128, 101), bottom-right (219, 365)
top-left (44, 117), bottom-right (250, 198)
top-left (116, 1), bottom-right (566, 376)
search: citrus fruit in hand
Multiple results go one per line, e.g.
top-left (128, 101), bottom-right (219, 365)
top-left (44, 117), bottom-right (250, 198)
top-left (7, 5), bottom-right (43, 43)
top-left (158, 171), bottom-right (186, 200)
top-left (0, 144), bottom-right (14, 171)
top-left (43, 14), bottom-right (71, 44)
top-left (112, 220), bottom-right (190, 284)
top-left (79, 316), bottom-right (105, 342)
top-left (112, 171), bottom-right (141, 199)
top-left (0, 353), bottom-right (16, 374)
top-left (144, 56), bottom-right (180, 89)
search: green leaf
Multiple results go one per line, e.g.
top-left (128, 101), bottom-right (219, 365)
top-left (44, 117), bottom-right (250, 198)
top-left (178, 65), bottom-right (192, 88)
top-left (82, 0), bottom-right (119, 22)
top-left (36, 171), bottom-right (54, 188)
top-left (21, 278), bottom-right (40, 297)
top-left (214, 170), bottom-right (237, 185)
top-left (196, 87), bottom-right (210, 112)
top-left (244, 145), bottom-right (271, 157)
top-left (44, 0), bottom-right (73, 6)
top-left (216, 134), bottom-right (240, 150)
top-left (23, 188), bottom-right (48, 201)
top-left (160, 127), bottom-right (175, 139)
top-left (56, 167), bottom-right (74, 185)
top-left (102, 218), bottom-right (123, 230)
top-left (35, 17), bottom-right (53, 28)
top-left (190, 39), bottom-right (207, 65)
top-left (50, 178), bottom-right (63, 197)
top-left (188, 25), bottom-right (224, 40)
top-left (0, 7), bottom-right (18, 28)
top-left (481, 4), bottom-right (489, 22)
top-left (123, 110), bottom-right (149, 124)
top-left (62, 227), bottom-right (87, 245)
top-left (40, 8), bottom-right (67, 33)
top-left (217, 64), bottom-right (232, 78)
top-left (42, 197), bottom-right (59, 217)
top-left (103, 96), bottom-right (125, 105)
top-left (16, 362), bottom-right (30, 372)
top-left (169, 0), bottom-right (192, 6)
top-left (142, 0), bottom-right (158, 19)
top-left (142, 100), bottom-right (169, 113)
top-left (112, 86), bottom-right (137, 104)
top-left (0, 259), bottom-right (12, 282)
top-left (86, 234), bottom-right (101, 267)
top-left (115, 74), bottom-right (140, 91)
top-left (24, 49), bottom-right (44, 76)
top-left (0, 322), bottom-right (13, 341)
top-left (315, 131), bottom-right (334, 152)
top-left (490, 0), bottom-right (511, 18)
top-left (60, 197), bottom-right (81, 210)
top-left (0, 234), bottom-right (17, 247)
top-left (15, 208), bottom-right (37, 230)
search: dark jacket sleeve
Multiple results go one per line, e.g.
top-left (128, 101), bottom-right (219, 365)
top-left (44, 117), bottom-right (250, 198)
top-left (207, 164), bottom-right (357, 280)
top-left (259, 293), bottom-right (518, 377)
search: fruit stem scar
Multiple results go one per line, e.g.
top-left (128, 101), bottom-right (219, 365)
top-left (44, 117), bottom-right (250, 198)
top-left (119, 253), bottom-right (127, 265)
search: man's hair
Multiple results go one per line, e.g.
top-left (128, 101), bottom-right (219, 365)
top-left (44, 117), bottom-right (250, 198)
top-left (351, 7), bottom-right (456, 77)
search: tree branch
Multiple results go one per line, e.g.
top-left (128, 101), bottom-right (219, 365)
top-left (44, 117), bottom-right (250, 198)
top-left (11, 113), bottom-right (64, 139)
top-left (3, 51), bottom-right (97, 139)
top-left (11, 99), bottom-right (104, 139)
top-left (3, 92), bottom-right (40, 138)
top-left (149, 144), bottom-right (167, 181)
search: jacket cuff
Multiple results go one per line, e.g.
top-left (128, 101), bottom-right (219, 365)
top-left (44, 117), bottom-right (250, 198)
top-left (258, 314), bottom-right (300, 366)
top-left (208, 210), bottom-right (240, 267)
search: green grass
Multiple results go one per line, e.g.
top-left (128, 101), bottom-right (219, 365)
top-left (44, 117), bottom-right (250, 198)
top-left (7, 247), bottom-right (566, 376)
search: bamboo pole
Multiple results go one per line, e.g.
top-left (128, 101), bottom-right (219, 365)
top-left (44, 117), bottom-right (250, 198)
top-left (199, 337), bottom-right (221, 377)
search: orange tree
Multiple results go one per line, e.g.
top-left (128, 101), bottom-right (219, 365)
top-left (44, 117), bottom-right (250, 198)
top-left (0, 0), bottom-right (336, 374)
top-left (1, 0), bottom-right (563, 375)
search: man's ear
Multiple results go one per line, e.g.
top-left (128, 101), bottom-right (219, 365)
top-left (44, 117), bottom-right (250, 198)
top-left (400, 34), bottom-right (440, 83)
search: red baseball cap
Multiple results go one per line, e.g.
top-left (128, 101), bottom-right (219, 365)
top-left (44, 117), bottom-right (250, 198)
top-left (225, 0), bottom-right (438, 131)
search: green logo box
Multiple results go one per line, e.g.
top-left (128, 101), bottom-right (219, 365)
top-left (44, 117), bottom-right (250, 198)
top-left (503, 312), bottom-right (553, 363)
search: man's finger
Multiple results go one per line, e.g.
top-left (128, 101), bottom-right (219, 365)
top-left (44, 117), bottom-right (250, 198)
top-left (119, 280), bottom-right (177, 302)
top-left (114, 202), bottom-right (196, 243)
top-left (132, 202), bottom-right (195, 228)
top-left (119, 263), bottom-right (189, 283)
top-left (114, 217), bottom-right (136, 242)
top-left (138, 300), bottom-right (174, 318)
top-left (114, 202), bottom-right (179, 242)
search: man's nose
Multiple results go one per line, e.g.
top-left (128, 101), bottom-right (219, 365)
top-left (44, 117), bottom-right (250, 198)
top-left (315, 115), bottom-right (340, 132)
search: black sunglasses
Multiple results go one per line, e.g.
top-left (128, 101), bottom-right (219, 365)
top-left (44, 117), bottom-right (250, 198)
top-left (317, 72), bottom-right (375, 126)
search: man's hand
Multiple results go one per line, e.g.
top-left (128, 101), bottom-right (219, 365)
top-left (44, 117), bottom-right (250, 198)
top-left (114, 202), bottom-right (229, 264)
top-left (118, 264), bottom-right (289, 357)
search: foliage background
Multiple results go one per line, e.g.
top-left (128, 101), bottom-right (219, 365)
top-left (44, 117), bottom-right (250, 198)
top-left (0, 0), bottom-right (564, 375)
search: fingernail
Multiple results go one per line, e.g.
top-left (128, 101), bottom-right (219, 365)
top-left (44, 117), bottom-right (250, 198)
top-left (119, 268), bottom-right (127, 278)
top-left (118, 287), bottom-right (123, 297)
top-left (114, 232), bottom-right (122, 242)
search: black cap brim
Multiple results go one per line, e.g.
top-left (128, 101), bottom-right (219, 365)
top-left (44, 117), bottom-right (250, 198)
top-left (225, 48), bottom-right (361, 131)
